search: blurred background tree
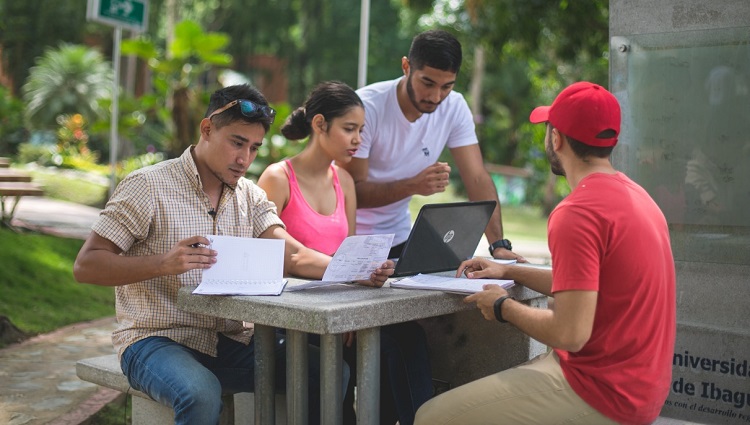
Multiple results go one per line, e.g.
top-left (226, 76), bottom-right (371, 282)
top-left (22, 44), bottom-right (113, 130)
top-left (0, 0), bottom-right (609, 215)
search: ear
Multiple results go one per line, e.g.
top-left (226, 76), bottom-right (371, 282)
top-left (199, 118), bottom-right (212, 140)
top-left (401, 56), bottom-right (410, 77)
top-left (311, 114), bottom-right (327, 134)
top-left (551, 128), bottom-right (564, 151)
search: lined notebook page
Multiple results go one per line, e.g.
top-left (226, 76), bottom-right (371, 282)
top-left (193, 236), bottom-right (286, 295)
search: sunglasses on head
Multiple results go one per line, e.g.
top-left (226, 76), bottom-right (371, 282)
top-left (208, 99), bottom-right (276, 124)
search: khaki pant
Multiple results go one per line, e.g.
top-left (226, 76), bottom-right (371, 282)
top-left (414, 351), bottom-right (620, 425)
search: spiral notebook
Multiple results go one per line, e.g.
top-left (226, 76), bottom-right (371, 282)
top-left (193, 235), bottom-right (286, 295)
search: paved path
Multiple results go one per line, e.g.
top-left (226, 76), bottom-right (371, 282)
top-left (0, 318), bottom-right (119, 425)
top-left (9, 197), bottom-right (100, 241)
top-left (1, 197), bottom-right (118, 425)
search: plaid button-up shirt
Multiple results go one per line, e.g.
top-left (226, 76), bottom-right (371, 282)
top-left (92, 146), bottom-right (284, 358)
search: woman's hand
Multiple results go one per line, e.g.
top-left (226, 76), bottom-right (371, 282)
top-left (356, 259), bottom-right (395, 288)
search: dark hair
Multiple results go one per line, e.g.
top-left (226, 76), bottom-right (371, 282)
top-left (205, 84), bottom-right (273, 132)
top-left (408, 29), bottom-right (462, 73)
top-left (281, 81), bottom-right (363, 140)
top-left (551, 124), bottom-right (614, 159)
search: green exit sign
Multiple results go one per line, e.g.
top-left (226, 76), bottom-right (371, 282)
top-left (87, 0), bottom-right (149, 32)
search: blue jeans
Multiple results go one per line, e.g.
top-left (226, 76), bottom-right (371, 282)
top-left (121, 332), bottom-right (342, 425)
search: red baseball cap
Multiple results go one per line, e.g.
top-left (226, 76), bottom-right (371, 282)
top-left (529, 82), bottom-right (621, 147)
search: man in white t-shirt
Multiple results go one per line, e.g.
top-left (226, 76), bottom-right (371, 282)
top-left (337, 29), bottom-right (525, 425)
top-left (341, 29), bottom-right (524, 262)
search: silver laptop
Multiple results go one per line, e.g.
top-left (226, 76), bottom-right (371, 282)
top-left (392, 200), bottom-right (496, 277)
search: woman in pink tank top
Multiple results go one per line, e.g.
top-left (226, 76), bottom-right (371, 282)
top-left (260, 82), bottom-right (429, 425)
top-left (257, 81), bottom-right (364, 255)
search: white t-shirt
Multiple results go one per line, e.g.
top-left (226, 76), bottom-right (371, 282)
top-left (355, 77), bottom-right (478, 245)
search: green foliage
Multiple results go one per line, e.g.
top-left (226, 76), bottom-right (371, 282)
top-left (0, 85), bottom-right (28, 156)
top-left (0, 228), bottom-right (115, 340)
top-left (91, 93), bottom-right (171, 158)
top-left (0, 0), bottom-right (105, 95)
top-left (116, 152), bottom-right (166, 182)
top-left (121, 20), bottom-right (233, 156)
top-left (414, 0), bottom-right (609, 213)
top-left (17, 143), bottom-right (56, 166)
top-left (22, 44), bottom-right (114, 130)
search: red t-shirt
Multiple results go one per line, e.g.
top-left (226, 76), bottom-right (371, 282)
top-left (549, 172), bottom-right (676, 425)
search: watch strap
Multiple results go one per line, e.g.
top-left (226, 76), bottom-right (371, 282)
top-left (489, 238), bottom-right (512, 255)
top-left (493, 295), bottom-right (514, 323)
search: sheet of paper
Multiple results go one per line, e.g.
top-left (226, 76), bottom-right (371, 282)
top-left (390, 273), bottom-right (514, 294)
top-left (489, 258), bottom-right (517, 265)
top-left (193, 235), bottom-right (286, 295)
top-left (471, 255), bottom-right (517, 265)
top-left (322, 234), bottom-right (394, 281)
top-left (285, 234), bottom-right (394, 292)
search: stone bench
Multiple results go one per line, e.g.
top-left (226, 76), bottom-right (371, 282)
top-left (76, 354), bottom-right (287, 424)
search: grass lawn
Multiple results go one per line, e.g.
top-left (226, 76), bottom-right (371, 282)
top-left (0, 228), bottom-right (115, 345)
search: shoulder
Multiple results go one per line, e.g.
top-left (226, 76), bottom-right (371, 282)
top-left (334, 164), bottom-right (355, 192)
top-left (356, 79), bottom-right (396, 98)
top-left (442, 91), bottom-right (472, 116)
top-left (257, 162), bottom-right (290, 187)
top-left (357, 79), bottom-right (397, 109)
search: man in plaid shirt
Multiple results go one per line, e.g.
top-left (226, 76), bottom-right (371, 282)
top-left (74, 84), bottom-right (393, 424)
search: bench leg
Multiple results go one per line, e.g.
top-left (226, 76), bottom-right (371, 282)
top-left (0, 195), bottom-right (22, 228)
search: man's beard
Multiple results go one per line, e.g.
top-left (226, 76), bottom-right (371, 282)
top-left (406, 74), bottom-right (440, 114)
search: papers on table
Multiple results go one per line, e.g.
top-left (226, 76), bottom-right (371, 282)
top-left (487, 258), bottom-right (518, 265)
top-left (193, 235), bottom-right (287, 295)
top-left (390, 273), bottom-right (514, 295)
top-left (285, 234), bottom-right (394, 292)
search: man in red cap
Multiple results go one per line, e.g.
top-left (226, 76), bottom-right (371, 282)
top-left (414, 82), bottom-right (676, 425)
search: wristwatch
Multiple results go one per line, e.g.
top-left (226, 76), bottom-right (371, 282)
top-left (493, 295), bottom-right (514, 323)
top-left (488, 238), bottom-right (512, 255)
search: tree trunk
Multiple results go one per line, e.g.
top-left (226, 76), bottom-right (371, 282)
top-left (170, 87), bottom-right (196, 157)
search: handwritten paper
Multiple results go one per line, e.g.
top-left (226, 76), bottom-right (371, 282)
top-left (193, 235), bottom-right (286, 295)
top-left (285, 234), bottom-right (394, 291)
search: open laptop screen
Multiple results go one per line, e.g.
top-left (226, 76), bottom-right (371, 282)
top-left (392, 200), bottom-right (496, 277)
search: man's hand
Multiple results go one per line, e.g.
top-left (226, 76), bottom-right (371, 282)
top-left (160, 236), bottom-right (217, 276)
top-left (356, 259), bottom-right (395, 288)
top-left (464, 284), bottom-right (509, 321)
top-left (491, 247), bottom-right (527, 263)
top-left (410, 162), bottom-right (451, 196)
top-left (456, 257), bottom-right (508, 279)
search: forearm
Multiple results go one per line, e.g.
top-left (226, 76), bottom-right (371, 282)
top-left (502, 289), bottom-right (595, 352)
top-left (501, 302), bottom-right (577, 351)
top-left (263, 225), bottom-right (331, 279)
top-left (464, 172), bottom-right (504, 241)
top-left (74, 250), bottom-right (167, 286)
top-left (286, 247), bottom-right (331, 280)
top-left (504, 265), bottom-right (553, 297)
top-left (355, 179), bottom-right (416, 208)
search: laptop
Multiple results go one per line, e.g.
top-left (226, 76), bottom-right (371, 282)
top-left (391, 200), bottom-right (496, 277)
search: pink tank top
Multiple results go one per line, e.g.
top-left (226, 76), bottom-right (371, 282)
top-left (279, 160), bottom-right (348, 256)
